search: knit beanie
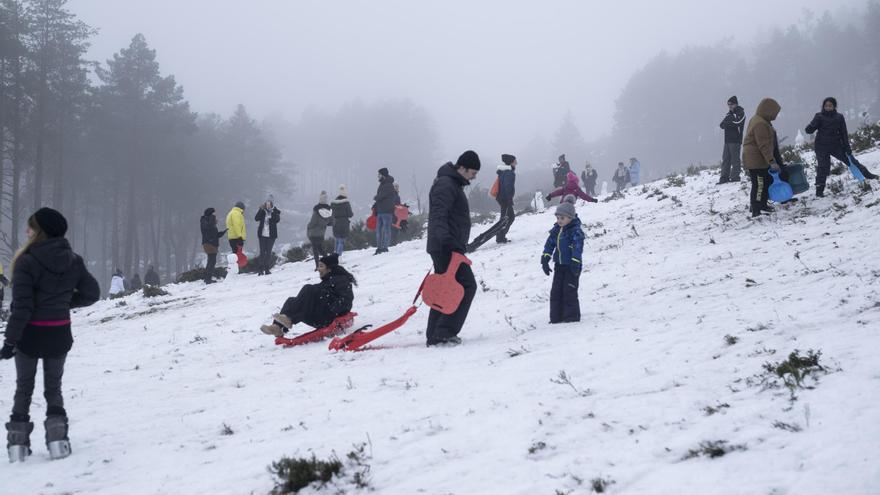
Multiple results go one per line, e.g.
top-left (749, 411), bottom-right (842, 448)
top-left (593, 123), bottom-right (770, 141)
top-left (266, 194), bottom-right (275, 204)
top-left (319, 191), bottom-right (328, 204)
top-left (727, 95), bottom-right (738, 105)
top-left (339, 184), bottom-right (348, 197)
top-left (455, 150), bottom-right (481, 170)
top-left (235, 201), bottom-right (245, 210)
top-left (501, 154), bottom-right (516, 166)
top-left (379, 167), bottom-right (389, 178)
top-left (555, 195), bottom-right (577, 219)
top-left (33, 207), bottom-right (68, 238)
top-left (203, 207), bottom-right (215, 217)
top-left (822, 96), bottom-right (837, 110)
top-left (319, 253), bottom-right (339, 268)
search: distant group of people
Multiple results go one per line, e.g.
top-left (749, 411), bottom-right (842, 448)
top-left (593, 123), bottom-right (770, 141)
top-left (553, 154), bottom-right (641, 201)
top-left (109, 265), bottom-right (160, 296)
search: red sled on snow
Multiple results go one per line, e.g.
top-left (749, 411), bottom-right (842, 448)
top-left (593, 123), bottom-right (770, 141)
top-left (274, 312), bottom-right (357, 348)
top-left (235, 246), bottom-right (248, 269)
top-left (393, 204), bottom-right (409, 229)
top-left (328, 253), bottom-right (471, 351)
top-left (365, 208), bottom-right (377, 231)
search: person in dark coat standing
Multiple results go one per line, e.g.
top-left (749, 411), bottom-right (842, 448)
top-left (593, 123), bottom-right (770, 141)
top-left (495, 154), bottom-right (517, 244)
top-left (1, 208), bottom-right (100, 462)
top-left (541, 195), bottom-right (585, 323)
top-left (553, 154), bottom-right (570, 188)
top-left (373, 168), bottom-right (397, 255)
top-left (331, 185), bottom-right (354, 255)
top-left (255, 196), bottom-right (281, 275)
top-left (306, 191), bottom-right (333, 270)
top-left (129, 273), bottom-right (142, 291)
top-left (425, 151), bottom-right (480, 347)
top-left (144, 265), bottom-right (160, 286)
top-left (581, 162), bottom-right (598, 197)
top-left (200, 208), bottom-right (227, 284)
top-left (260, 254), bottom-right (356, 337)
top-left (612, 162), bottom-right (631, 195)
top-left (805, 97), bottom-right (878, 197)
top-left (718, 95), bottom-right (746, 184)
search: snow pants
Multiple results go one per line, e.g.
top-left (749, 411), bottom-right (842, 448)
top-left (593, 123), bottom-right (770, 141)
top-left (426, 252), bottom-right (477, 344)
top-left (720, 142), bottom-right (742, 181)
top-left (550, 264), bottom-right (581, 323)
top-left (281, 285), bottom-right (334, 329)
top-left (749, 168), bottom-right (771, 212)
top-left (309, 236), bottom-right (325, 269)
top-left (12, 351), bottom-right (67, 420)
top-left (204, 253), bottom-right (217, 282)
top-left (815, 146), bottom-right (871, 186)
top-left (496, 200), bottom-right (515, 242)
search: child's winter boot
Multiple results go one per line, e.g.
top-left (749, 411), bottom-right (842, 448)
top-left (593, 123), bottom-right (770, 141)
top-left (6, 418), bottom-right (34, 462)
top-left (44, 415), bottom-right (71, 460)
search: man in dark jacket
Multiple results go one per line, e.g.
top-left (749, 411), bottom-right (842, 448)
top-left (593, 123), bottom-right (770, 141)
top-left (425, 151), bottom-right (480, 346)
top-left (130, 273), bottom-right (143, 291)
top-left (373, 168), bottom-right (397, 254)
top-left (144, 265), bottom-right (160, 286)
top-left (806, 97), bottom-right (878, 197)
top-left (718, 95), bottom-right (746, 184)
top-left (581, 162), bottom-right (598, 197)
top-left (553, 154), bottom-right (570, 188)
top-left (495, 154), bottom-right (517, 243)
top-left (255, 196), bottom-right (281, 275)
top-left (200, 208), bottom-right (227, 284)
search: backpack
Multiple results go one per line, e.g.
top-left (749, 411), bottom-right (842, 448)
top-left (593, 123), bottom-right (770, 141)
top-left (488, 177), bottom-right (500, 198)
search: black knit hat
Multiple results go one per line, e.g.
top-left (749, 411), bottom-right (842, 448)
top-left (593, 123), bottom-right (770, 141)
top-left (455, 150), bottom-right (481, 170)
top-left (235, 201), bottom-right (245, 210)
top-left (33, 207), bottom-right (68, 238)
top-left (501, 154), bottom-right (516, 165)
top-left (728, 95), bottom-right (738, 105)
top-left (203, 207), bottom-right (215, 217)
top-left (378, 167), bottom-right (389, 177)
top-left (822, 97), bottom-right (837, 110)
top-left (319, 253), bottom-right (339, 268)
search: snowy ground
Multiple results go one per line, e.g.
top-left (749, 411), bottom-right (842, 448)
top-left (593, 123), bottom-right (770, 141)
top-left (2, 151), bottom-right (880, 494)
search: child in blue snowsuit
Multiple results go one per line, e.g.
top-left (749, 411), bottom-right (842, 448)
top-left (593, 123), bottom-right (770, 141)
top-left (541, 195), bottom-right (585, 323)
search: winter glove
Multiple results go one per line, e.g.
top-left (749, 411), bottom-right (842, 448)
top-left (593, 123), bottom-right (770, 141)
top-left (587, 197), bottom-right (598, 203)
top-left (770, 162), bottom-right (781, 172)
top-left (0, 342), bottom-right (14, 360)
top-left (541, 258), bottom-right (552, 276)
top-left (545, 194), bottom-right (552, 202)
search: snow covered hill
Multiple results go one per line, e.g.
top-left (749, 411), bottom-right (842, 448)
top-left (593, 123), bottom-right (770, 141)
top-left (2, 151), bottom-right (880, 494)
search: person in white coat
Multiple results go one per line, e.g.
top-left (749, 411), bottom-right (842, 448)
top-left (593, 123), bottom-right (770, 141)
top-left (109, 269), bottom-right (126, 296)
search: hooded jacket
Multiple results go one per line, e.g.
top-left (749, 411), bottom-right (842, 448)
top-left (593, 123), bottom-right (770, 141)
top-left (5, 238), bottom-right (100, 357)
top-left (549, 171), bottom-right (596, 202)
top-left (317, 265), bottom-right (355, 320)
top-left (200, 213), bottom-right (226, 247)
top-left (427, 163), bottom-right (471, 255)
top-left (496, 164), bottom-right (516, 204)
top-left (542, 216), bottom-right (585, 267)
top-left (255, 206), bottom-right (281, 239)
top-left (330, 196), bottom-right (354, 238)
top-left (721, 105), bottom-right (747, 144)
top-left (144, 268), bottom-right (160, 286)
top-left (743, 98), bottom-right (782, 170)
top-left (374, 176), bottom-right (397, 214)
top-left (226, 206), bottom-right (246, 241)
top-left (307, 203), bottom-right (333, 239)
top-left (805, 108), bottom-right (851, 153)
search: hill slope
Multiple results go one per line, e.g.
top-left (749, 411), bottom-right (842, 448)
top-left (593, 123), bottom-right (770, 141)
top-left (2, 151), bottom-right (879, 494)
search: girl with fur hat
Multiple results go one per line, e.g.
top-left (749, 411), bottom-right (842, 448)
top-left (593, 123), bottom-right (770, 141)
top-left (540, 195), bottom-right (585, 324)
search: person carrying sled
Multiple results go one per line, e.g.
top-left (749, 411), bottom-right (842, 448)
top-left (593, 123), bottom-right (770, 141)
top-left (547, 171), bottom-right (598, 204)
top-left (260, 253), bottom-right (355, 337)
top-left (373, 168), bottom-right (397, 254)
top-left (255, 196), bottom-right (281, 275)
top-left (718, 96), bottom-right (746, 184)
top-left (495, 154), bottom-right (517, 244)
top-left (581, 162), bottom-right (598, 197)
top-left (226, 201), bottom-right (247, 254)
top-left (1, 208), bottom-right (100, 462)
top-left (805, 96), bottom-right (878, 197)
top-left (331, 185), bottom-right (354, 255)
top-left (541, 195), bottom-right (585, 324)
top-left (200, 208), bottom-right (227, 284)
top-left (306, 191), bottom-right (333, 270)
top-left (425, 151), bottom-right (480, 347)
top-left (743, 98), bottom-right (786, 217)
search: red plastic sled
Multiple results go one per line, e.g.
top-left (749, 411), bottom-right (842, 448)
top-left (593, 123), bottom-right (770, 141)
top-left (421, 252), bottom-right (471, 315)
top-left (275, 312), bottom-right (357, 348)
top-left (328, 307), bottom-right (417, 351)
top-left (366, 209), bottom-right (377, 231)
top-left (236, 246), bottom-right (248, 269)
top-left (393, 204), bottom-right (409, 229)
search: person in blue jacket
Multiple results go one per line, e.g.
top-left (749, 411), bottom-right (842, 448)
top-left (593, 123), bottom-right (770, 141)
top-left (628, 157), bottom-right (641, 186)
top-left (495, 154), bottom-right (517, 243)
top-left (541, 195), bottom-right (585, 323)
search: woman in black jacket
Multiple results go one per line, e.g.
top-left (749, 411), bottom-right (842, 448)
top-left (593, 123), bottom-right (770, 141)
top-left (260, 254), bottom-right (356, 337)
top-left (254, 196), bottom-right (281, 275)
top-left (200, 208), bottom-right (227, 284)
top-left (1, 208), bottom-right (100, 462)
top-left (805, 97), bottom-right (878, 197)
top-left (330, 185), bottom-right (354, 255)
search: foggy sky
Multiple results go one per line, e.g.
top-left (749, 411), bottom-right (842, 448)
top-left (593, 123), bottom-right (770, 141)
top-left (71, 0), bottom-right (867, 161)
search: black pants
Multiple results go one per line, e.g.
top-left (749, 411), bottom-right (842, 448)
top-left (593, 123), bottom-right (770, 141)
top-left (229, 238), bottom-right (244, 253)
top-left (281, 285), bottom-right (333, 329)
top-left (496, 200), bottom-right (514, 241)
top-left (720, 142), bottom-right (743, 181)
top-left (12, 351), bottom-right (67, 420)
top-left (204, 252), bottom-right (217, 282)
top-left (309, 236), bottom-right (325, 269)
top-left (585, 181), bottom-right (596, 197)
top-left (258, 236), bottom-right (276, 272)
top-left (749, 168), bottom-right (771, 211)
top-left (815, 146), bottom-right (870, 186)
top-left (426, 252), bottom-right (477, 344)
top-left (550, 264), bottom-right (581, 323)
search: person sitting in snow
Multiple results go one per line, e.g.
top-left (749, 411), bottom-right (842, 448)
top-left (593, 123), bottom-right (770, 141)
top-left (260, 254), bottom-right (356, 337)
top-left (541, 195), bottom-right (585, 324)
top-left (546, 171), bottom-right (598, 204)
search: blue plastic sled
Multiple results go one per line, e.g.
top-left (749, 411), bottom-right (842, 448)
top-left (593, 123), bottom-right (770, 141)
top-left (768, 170), bottom-right (794, 203)
top-left (848, 155), bottom-right (865, 182)
top-left (785, 164), bottom-right (809, 195)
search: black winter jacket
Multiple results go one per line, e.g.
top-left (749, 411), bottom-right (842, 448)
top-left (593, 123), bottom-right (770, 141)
top-left (318, 266), bottom-right (355, 318)
top-left (374, 176), bottom-right (397, 214)
top-left (427, 163), bottom-right (471, 255)
top-left (255, 206), bottom-right (281, 239)
top-left (144, 269), bottom-right (160, 286)
top-left (5, 238), bottom-right (100, 357)
top-left (720, 105), bottom-right (747, 144)
top-left (330, 196), bottom-right (354, 238)
top-left (200, 214), bottom-right (226, 247)
top-left (806, 110), bottom-right (851, 152)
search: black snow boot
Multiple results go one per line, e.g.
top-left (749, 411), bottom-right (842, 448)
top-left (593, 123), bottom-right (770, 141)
top-left (816, 185), bottom-right (825, 198)
top-left (44, 415), bottom-right (71, 460)
top-left (6, 419), bottom-right (34, 462)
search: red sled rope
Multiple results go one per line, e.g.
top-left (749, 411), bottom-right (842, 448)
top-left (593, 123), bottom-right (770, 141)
top-left (274, 312), bottom-right (357, 348)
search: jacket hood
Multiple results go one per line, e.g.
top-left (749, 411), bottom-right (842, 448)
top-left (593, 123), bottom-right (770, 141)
top-left (313, 203), bottom-right (331, 212)
top-left (332, 196), bottom-right (349, 203)
top-left (566, 170), bottom-right (580, 187)
top-left (28, 238), bottom-right (75, 275)
top-left (437, 162), bottom-right (469, 186)
top-left (756, 98), bottom-right (781, 122)
top-left (496, 164), bottom-right (513, 173)
top-left (380, 175), bottom-right (395, 184)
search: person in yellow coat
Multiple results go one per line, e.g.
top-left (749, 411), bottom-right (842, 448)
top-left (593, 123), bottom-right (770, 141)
top-left (226, 201), bottom-right (247, 253)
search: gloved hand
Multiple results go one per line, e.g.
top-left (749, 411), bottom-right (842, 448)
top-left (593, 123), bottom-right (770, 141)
top-left (770, 162), bottom-right (781, 172)
top-left (545, 194), bottom-right (552, 202)
top-left (219, 229), bottom-right (228, 237)
top-left (587, 197), bottom-right (598, 203)
top-left (541, 258), bottom-right (552, 276)
top-left (0, 342), bottom-right (14, 360)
